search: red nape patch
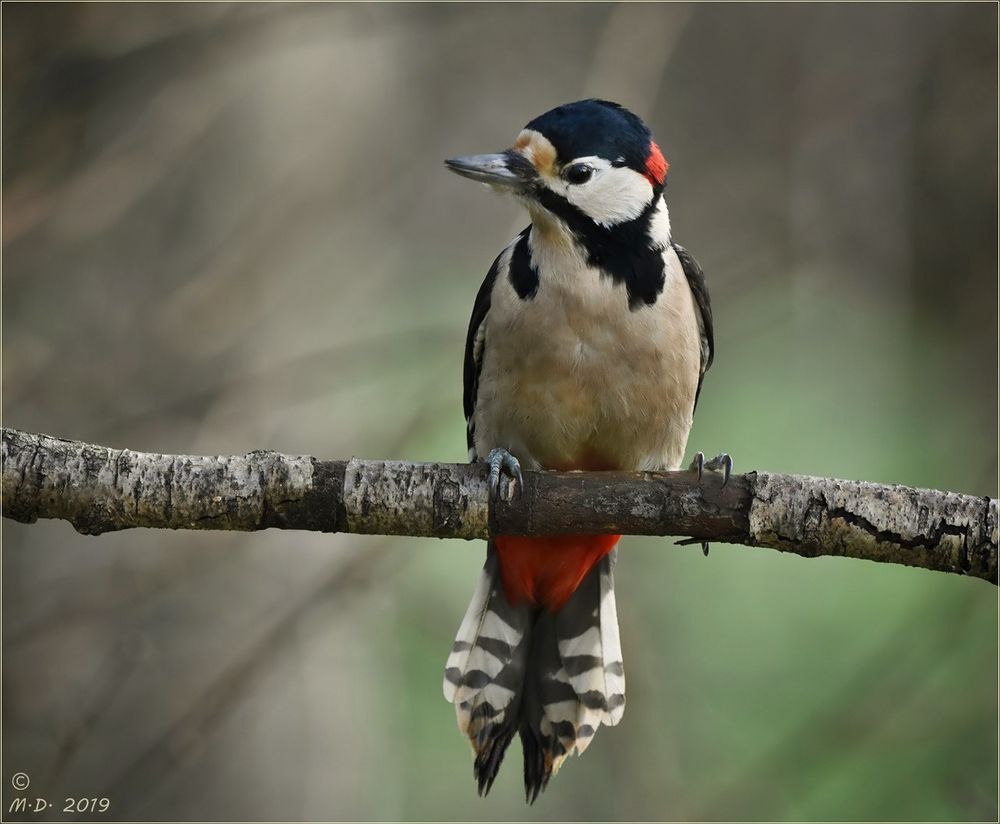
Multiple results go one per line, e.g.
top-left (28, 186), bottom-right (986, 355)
top-left (494, 534), bottom-right (621, 612)
top-left (643, 141), bottom-right (669, 186)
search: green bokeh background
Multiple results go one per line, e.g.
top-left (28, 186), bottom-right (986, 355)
top-left (3, 3), bottom-right (996, 821)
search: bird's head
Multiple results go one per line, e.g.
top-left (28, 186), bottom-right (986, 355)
top-left (445, 99), bottom-right (668, 231)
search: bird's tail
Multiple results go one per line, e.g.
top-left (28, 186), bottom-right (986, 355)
top-left (443, 549), bottom-right (534, 796)
top-left (443, 546), bottom-right (625, 801)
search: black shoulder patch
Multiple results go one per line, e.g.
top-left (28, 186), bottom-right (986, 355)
top-left (508, 228), bottom-right (539, 300)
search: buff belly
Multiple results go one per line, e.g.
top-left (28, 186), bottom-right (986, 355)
top-left (472, 246), bottom-right (702, 474)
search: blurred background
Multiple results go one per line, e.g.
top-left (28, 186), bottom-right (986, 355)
top-left (2, 3), bottom-right (997, 821)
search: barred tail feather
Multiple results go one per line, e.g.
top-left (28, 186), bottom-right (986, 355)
top-left (444, 547), bottom-right (625, 802)
top-left (443, 549), bottom-right (533, 796)
top-left (443, 562), bottom-right (493, 703)
top-left (523, 549), bottom-right (625, 801)
top-left (598, 553), bottom-right (626, 725)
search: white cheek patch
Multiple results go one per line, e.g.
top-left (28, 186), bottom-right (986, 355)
top-left (562, 162), bottom-right (653, 228)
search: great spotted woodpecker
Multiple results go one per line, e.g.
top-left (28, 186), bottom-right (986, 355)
top-left (442, 99), bottom-right (729, 802)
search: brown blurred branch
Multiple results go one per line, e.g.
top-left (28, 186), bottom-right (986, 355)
top-left (2, 427), bottom-right (996, 584)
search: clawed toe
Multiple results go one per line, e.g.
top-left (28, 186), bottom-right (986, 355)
top-left (703, 453), bottom-right (733, 487)
top-left (685, 450), bottom-right (734, 556)
top-left (689, 451), bottom-right (732, 487)
top-left (673, 536), bottom-right (711, 556)
top-left (487, 447), bottom-right (523, 501)
top-left (688, 451), bottom-right (705, 480)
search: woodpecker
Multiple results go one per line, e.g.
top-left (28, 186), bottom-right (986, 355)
top-left (442, 99), bottom-right (729, 802)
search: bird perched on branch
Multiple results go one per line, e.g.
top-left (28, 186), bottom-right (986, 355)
top-left (442, 99), bottom-right (729, 802)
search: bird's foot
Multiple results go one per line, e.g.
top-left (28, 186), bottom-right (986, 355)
top-left (685, 451), bottom-right (734, 555)
top-left (688, 451), bottom-right (733, 486)
top-left (486, 447), bottom-right (523, 502)
top-left (674, 535), bottom-right (713, 556)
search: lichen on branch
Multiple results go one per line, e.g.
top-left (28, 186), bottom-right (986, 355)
top-left (2, 427), bottom-right (995, 584)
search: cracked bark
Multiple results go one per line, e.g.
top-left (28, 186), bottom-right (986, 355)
top-left (2, 427), bottom-right (996, 584)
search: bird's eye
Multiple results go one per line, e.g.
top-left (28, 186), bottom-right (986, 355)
top-left (563, 163), bottom-right (594, 185)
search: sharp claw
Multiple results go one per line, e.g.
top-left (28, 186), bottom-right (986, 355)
top-left (700, 452), bottom-right (733, 486)
top-left (688, 451), bottom-right (705, 481)
top-left (674, 537), bottom-right (711, 557)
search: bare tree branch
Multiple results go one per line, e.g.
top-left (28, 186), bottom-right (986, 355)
top-left (2, 426), bottom-right (996, 584)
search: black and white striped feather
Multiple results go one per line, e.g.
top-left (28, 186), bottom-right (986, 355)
top-left (444, 550), bottom-right (624, 801)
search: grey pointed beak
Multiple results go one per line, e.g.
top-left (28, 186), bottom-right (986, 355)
top-left (444, 151), bottom-right (537, 190)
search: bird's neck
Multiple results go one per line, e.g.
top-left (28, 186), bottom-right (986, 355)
top-left (526, 194), bottom-right (671, 309)
top-left (529, 193), bottom-right (670, 252)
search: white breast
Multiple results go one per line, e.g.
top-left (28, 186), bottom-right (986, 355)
top-left (472, 227), bottom-right (702, 472)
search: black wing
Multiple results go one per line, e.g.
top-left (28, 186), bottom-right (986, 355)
top-left (463, 246), bottom-right (504, 459)
top-left (463, 228), bottom-right (533, 458)
top-left (671, 242), bottom-right (714, 409)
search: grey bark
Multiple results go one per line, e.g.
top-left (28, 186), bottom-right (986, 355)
top-left (2, 427), bottom-right (996, 584)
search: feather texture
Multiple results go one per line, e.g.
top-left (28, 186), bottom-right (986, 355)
top-left (444, 550), bottom-right (625, 801)
top-left (443, 550), bottom-right (533, 796)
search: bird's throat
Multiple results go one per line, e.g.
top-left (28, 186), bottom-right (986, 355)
top-left (525, 194), bottom-right (670, 310)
